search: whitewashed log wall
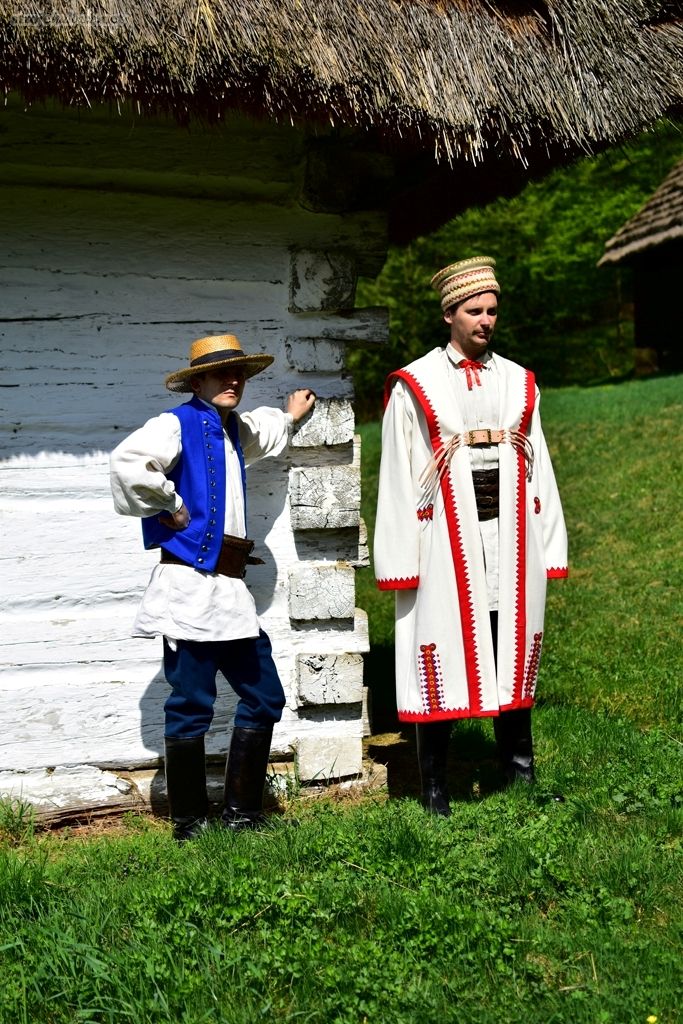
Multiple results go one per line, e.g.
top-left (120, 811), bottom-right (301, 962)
top-left (0, 102), bottom-right (388, 817)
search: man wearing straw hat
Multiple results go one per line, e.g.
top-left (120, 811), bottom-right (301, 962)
top-left (110, 334), bottom-right (315, 840)
top-left (374, 258), bottom-right (567, 815)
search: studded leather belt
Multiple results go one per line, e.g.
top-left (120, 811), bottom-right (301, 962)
top-left (160, 534), bottom-right (263, 578)
top-left (464, 429), bottom-right (505, 446)
top-left (471, 469), bottom-right (499, 521)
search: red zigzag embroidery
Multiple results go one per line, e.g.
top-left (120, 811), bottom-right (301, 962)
top-left (511, 369), bottom-right (536, 704)
top-left (389, 369), bottom-right (484, 715)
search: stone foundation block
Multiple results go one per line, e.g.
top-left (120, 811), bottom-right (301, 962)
top-left (296, 735), bottom-right (362, 782)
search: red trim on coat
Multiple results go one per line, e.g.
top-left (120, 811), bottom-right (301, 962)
top-left (398, 707), bottom-right (499, 723)
top-left (518, 372), bottom-right (536, 436)
top-left (388, 368), bottom-right (485, 716)
top-left (547, 567), bottom-right (568, 579)
top-left (400, 697), bottom-right (537, 721)
top-left (498, 697), bottom-right (535, 713)
top-left (510, 369), bottom-right (536, 705)
top-left (377, 576), bottom-right (419, 590)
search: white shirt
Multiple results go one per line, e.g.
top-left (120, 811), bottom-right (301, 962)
top-left (445, 345), bottom-right (500, 610)
top-left (110, 402), bottom-right (291, 642)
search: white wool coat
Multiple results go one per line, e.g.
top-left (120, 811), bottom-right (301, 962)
top-left (374, 347), bottom-right (568, 723)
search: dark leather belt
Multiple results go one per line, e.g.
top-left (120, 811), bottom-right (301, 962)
top-left (160, 534), bottom-right (263, 578)
top-left (471, 468), bottom-right (499, 521)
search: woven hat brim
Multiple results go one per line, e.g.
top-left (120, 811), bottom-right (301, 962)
top-left (164, 353), bottom-right (274, 393)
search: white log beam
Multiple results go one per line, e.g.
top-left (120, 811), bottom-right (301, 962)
top-left (290, 398), bottom-right (355, 448)
top-left (289, 249), bottom-right (357, 313)
top-left (288, 565), bottom-right (356, 621)
top-left (296, 653), bottom-right (364, 706)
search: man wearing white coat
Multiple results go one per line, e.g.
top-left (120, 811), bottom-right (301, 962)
top-left (374, 257), bottom-right (568, 815)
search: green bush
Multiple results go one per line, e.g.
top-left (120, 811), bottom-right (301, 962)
top-left (350, 121), bottom-right (683, 418)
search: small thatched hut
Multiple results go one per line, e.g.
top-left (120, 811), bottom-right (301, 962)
top-left (1, 0), bottom-right (682, 822)
top-left (599, 159), bottom-right (683, 371)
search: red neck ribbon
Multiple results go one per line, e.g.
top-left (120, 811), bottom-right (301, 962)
top-left (459, 359), bottom-right (485, 390)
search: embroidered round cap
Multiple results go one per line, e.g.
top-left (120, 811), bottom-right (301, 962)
top-left (164, 334), bottom-right (274, 393)
top-left (431, 256), bottom-right (500, 312)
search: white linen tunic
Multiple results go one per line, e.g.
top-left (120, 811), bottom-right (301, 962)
top-left (374, 347), bottom-right (568, 723)
top-left (110, 402), bottom-right (291, 643)
top-left (444, 347), bottom-right (500, 609)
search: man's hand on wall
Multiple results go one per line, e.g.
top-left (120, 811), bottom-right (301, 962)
top-left (287, 389), bottom-right (316, 423)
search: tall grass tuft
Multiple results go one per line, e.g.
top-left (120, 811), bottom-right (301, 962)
top-left (0, 797), bottom-right (35, 846)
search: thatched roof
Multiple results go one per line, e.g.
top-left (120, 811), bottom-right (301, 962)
top-left (2, 0), bottom-right (683, 168)
top-left (599, 159), bottom-right (683, 265)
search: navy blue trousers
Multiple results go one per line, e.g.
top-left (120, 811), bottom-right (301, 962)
top-left (163, 629), bottom-right (286, 739)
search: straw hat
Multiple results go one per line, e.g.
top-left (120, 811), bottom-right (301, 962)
top-left (165, 335), bottom-right (274, 393)
top-left (430, 256), bottom-right (500, 312)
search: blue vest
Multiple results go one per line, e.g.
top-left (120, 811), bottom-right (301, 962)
top-left (140, 396), bottom-right (246, 573)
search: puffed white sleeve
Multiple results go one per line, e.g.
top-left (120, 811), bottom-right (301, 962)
top-left (374, 381), bottom-right (421, 590)
top-left (238, 408), bottom-right (293, 466)
top-left (529, 388), bottom-right (568, 578)
top-left (109, 413), bottom-right (184, 517)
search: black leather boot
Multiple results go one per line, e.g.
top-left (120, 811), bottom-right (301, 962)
top-left (416, 721), bottom-right (452, 816)
top-left (222, 726), bottom-right (273, 831)
top-left (164, 735), bottom-right (210, 841)
top-left (493, 708), bottom-right (535, 784)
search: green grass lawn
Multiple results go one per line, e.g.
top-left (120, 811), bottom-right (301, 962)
top-left (1, 376), bottom-right (682, 1024)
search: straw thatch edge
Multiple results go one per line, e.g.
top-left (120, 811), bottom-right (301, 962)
top-left (1, 0), bottom-right (683, 167)
top-left (600, 159), bottom-right (683, 264)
